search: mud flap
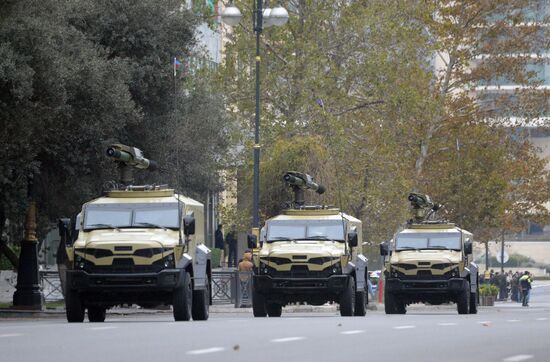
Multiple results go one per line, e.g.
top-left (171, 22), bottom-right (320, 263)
top-left (469, 262), bottom-right (478, 293)
top-left (355, 254), bottom-right (368, 290)
top-left (192, 245), bottom-right (211, 290)
top-left (177, 253), bottom-right (192, 269)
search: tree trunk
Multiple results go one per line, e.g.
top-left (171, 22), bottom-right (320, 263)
top-left (0, 207), bottom-right (19, 270)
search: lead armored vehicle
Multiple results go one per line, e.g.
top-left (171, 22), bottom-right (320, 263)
top-left (380, 193), bottom-right (478, 314)
top-left (252, 172), bottom-right (369, 317)
top-left (58, 144), bottom-right (211, 322)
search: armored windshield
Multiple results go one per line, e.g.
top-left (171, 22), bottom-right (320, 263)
top-left (266, 220), bottom-right (345, 242)
top-left (84, 203), bottom-right (180, 230)
top-left (396, 232), bottom-right (461, 251)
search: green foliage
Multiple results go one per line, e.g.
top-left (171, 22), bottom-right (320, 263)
top-left (0, 0), bottom-right (230, 242)
top-left (479, 284), bottom-right (500, 296)
top-left (487, 253), bottom-right (536, 268)
top-left (218, 0), bottom-right (550, 243)
top-left (210, 247), bottom-right (222, 269)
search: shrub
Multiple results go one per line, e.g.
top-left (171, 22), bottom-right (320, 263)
top-left (479, 284), bottom-right (499, 296)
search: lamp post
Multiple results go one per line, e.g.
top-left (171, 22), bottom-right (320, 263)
top-left (221, 1), bottom-right (289, 239)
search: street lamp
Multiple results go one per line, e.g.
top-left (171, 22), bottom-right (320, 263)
top-left (221, 1), bottom-right (289, 240)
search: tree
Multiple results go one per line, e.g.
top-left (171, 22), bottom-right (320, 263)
top-left (218, 0), bottom-right (550, 248)
top-left (0, 0), bottom-right (230, 258)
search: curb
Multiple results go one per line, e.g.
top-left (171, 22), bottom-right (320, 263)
top-left (1, 303), bottom-right (382, 319)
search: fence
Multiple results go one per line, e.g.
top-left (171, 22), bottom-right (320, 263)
top-left (212, 270), bottom-right (252, 307)
top-left (32, 269), bottom-right (253, 307)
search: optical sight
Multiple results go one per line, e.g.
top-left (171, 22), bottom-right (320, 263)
top-left (283, 171), bottom-right (325, 195)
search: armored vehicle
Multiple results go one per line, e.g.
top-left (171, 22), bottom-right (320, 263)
top-left (252, 172), bottom-right (369, 317)
top-left (59, 144), bottom-right (211, 322)
top-left (380, 193), bottom-right (478, 314)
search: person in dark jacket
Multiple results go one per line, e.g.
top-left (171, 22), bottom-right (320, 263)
top-left (214, 224), bottom-right (225, 267)
top-left (226, 225), bottom-right (238, 268)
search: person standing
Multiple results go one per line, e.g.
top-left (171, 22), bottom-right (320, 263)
top-left (519, 271), bottom-right (533, 307)
top-left (511, 272), bottom-right (520, 302)
top-left (214, 224), bottom-right (225, 267)
top-left (238, 251), bottom-right (254, 272)
top-left (226, 225), bottom-right (238, 268)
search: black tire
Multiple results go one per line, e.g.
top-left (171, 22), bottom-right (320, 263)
top-left (385, 291), bottom-right (406, 314)
top-left (340, 277), bottom-right (355, 316)
top-left (384, 290), bottom-right (396, 314)
top-left (457, 287), bottom-right (470, 315)
top-left (191, 287), bottom-right (210, 321)
top-left (65, 289), bottom-right (84, 323)
top-left (173, 272), bottom-right (192, 321)
top-left (354, 290), bottom-right (367, 316)
top-left (88, 307), bottom-right (106, 322)
top-left (395, 300), bottom-right (407, 314)
top-left (266, 303), bottom-right (282, 317)
top-left (469, 291), bottom-right (478, 314)
top-left (252, 287), bottom-right (267, 317)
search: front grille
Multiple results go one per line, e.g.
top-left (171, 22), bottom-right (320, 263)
top-left (265, 264), bottom-right (335, 279)
top-left (83, 258), bottom-right (164, 274)
top-left (397, 271), bottom-right (452, 280)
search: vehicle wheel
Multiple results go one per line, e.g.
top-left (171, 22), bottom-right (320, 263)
top-left (252, 287), bottom-right (267, 317)
top-left (266, 303), bottom-right (282, 317)
top-left (354, 290), bottom-right (367, 316)
top-left (191, 280), bottom-right (210, 321)
top-left (339, 277), bottom-right (355, 317)
top-left (88, 307), bottom-right (106, 322)
top-left (384, 290), bottom-right (396, 314)
top-left (65, 289), bottom-right (84, 323)
top-left (173, 272), bottom-right (192, 321)
top-left (457, 287), bottom-right (470, 315)
top-left (469, 291), bottom-right (478, 314)
top-left (395, 300), bottom-right (407, 314)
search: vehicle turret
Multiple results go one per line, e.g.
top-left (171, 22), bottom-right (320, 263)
top-left (283, 171), bottom-right (326, 208)
top-left (106, 143), bottom-right (158, 185)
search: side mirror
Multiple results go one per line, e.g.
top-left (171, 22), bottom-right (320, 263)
top-left (183, 214), bottom-right (196, 236)
top-left (58, 218), bottom-right (72, 246)
top-left (464, 241), bottom-right (472, 255)
top-left (380, 243), bottom-right (389, 256)
top-left (247, 234), bottom-right (257, 249)
top-left (347, 232), bottom-right (358, 248)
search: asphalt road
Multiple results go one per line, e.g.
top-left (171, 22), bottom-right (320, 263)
top-left (1, 285), bottom-right (550, 362)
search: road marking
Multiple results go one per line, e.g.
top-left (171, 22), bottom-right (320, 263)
top-left (0, 333), bottom-right (23, 338)
top-left (536, 317), bottom-right (548, 321)
top-left (87, 326), bottom-right (118, 330)
top-left (340, 330), bottom-right (365, 335)
top-left (502, 354), bottom-right (534, 362)
top-left (477, 321), bottom-right (491, 324)
top-left (393, 325), bottom-right (416, 330)
top-left (438, 323), bottom-right (457, 326)
top-left (186, 347), bottom-right (225, 355)
top-left (271, 337), bottom-right (305, 343)
top-left (506, 319), bottom-right (520, 323)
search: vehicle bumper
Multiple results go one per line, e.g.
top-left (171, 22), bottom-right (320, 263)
top-left (66, 269), bottom-right (183, 292)
top-left (385, 278), bottom-right (468, 293)
top-left (253, 274), bottom-right (349, 295)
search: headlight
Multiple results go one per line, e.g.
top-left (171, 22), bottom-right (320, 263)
top-left (450, 267), bottom-right (459, 277)
top-left (163, 254), bottom-right (175, 269)
top-left (330, 262), bottom-right (342, 274)
top-left (390, 266), bottom-right (400, 277)
top-left (75, 255), bottom-right (85, 269)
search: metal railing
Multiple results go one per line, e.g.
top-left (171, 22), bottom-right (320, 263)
top-left (36, 269), bottom-right (253, 306)
top-left (39, 269), bottom-right (64, 302)
top-left (211, 270), bottom-right (252, 307)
